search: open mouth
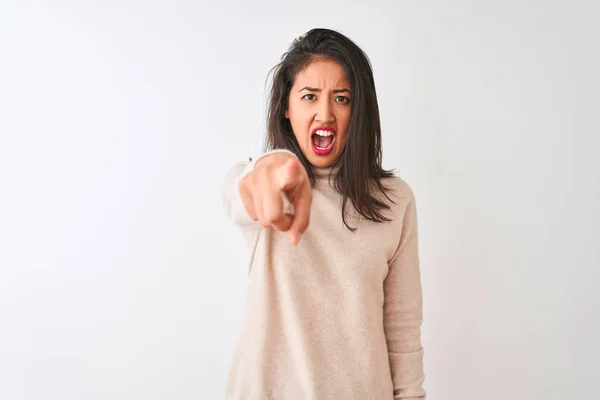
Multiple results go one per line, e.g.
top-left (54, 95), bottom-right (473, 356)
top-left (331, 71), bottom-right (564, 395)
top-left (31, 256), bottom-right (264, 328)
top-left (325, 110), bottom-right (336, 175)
top-left (311, 128), bottom-right (336, 156)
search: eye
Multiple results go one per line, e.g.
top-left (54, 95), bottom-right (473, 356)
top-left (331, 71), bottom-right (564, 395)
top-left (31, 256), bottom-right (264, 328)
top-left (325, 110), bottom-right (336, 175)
top-left (301, 94), bottom-right (317, 101)
top-left (334, 96), bottom-right (351, 104)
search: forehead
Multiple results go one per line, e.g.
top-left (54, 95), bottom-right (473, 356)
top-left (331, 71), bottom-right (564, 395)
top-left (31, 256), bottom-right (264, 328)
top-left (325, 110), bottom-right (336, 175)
top-left (292, 59), bottom-right (350, 88)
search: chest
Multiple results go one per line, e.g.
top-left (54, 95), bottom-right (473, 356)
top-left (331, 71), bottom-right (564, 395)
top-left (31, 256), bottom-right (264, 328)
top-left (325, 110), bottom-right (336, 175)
top-left (273, 187), bottom-right (402, 287)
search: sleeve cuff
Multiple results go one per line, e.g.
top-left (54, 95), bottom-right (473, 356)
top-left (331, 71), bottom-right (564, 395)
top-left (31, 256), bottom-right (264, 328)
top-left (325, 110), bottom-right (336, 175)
top-left (239, 149), bottom-right (298, 179)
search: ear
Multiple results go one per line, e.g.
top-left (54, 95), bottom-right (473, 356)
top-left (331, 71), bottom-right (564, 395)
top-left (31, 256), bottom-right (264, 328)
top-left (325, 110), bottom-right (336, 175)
top-left (284, 109), bottom-right (289, 119)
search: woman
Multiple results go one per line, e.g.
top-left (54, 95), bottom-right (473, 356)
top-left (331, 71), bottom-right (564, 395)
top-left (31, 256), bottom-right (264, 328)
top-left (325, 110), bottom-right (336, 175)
top-left (222, 28), bottom-right (426, 399)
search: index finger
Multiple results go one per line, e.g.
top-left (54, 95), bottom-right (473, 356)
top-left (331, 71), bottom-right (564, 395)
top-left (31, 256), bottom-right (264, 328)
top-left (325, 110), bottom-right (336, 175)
top-left (288, 182), bottom-right (312, 246)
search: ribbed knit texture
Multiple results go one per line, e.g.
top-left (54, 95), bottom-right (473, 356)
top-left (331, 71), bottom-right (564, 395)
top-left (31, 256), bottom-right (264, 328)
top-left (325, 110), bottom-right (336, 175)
top-left (222, 152), bottom-right (426, 399)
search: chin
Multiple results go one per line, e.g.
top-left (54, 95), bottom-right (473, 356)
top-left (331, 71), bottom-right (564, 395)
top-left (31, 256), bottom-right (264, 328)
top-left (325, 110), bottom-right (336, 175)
top-left (311, 159), bottom-right (330, 168)
top-left (309, 153), bottom-right (337, 168)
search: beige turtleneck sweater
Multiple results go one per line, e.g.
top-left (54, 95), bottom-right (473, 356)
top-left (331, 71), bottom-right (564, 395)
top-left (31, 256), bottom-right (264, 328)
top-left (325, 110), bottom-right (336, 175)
top-left (222, 150), bottom-right (426, 400)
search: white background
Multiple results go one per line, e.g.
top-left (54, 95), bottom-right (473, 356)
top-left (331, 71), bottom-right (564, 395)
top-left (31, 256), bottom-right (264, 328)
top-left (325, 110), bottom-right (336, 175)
top-left (1, 1), bottom-right (599, 399)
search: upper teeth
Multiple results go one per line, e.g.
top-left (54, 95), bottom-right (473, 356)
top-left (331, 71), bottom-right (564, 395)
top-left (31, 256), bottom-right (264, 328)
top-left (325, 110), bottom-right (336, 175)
top-left (315, 130), bottom-right (333, 136)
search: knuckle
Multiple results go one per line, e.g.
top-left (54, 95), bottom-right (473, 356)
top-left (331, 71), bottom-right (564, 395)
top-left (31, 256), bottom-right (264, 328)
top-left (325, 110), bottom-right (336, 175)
top-left (259, 218), bottom-right (270, 228)
top-left (239, 175), bottom-right (250, 191)
top-left (258, 169), bottom-right (276, 186)
top-left (260, 164), bottom-right (273, 176)
top-left (265, 210), bottom-right (282, 224)
top-left (289, 156), bottom-right (302, 167)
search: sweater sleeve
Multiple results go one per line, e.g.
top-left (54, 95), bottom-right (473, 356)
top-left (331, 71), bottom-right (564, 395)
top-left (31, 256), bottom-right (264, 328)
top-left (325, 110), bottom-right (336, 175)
top-left (221, 149), bottom-right (298, 228)
top-left (383, 186), bottom-right (427, 400)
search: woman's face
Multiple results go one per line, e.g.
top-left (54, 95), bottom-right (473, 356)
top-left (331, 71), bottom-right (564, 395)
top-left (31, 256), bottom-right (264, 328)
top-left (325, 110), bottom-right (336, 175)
top-left (286, 58), bottom-right (352, 168)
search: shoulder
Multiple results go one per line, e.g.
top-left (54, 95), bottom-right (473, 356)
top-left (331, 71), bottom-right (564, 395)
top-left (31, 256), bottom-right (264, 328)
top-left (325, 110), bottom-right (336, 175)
top-left (382, 175), bottom-right (416, 207)
top-left (375, 174), bottom-right (418, 229)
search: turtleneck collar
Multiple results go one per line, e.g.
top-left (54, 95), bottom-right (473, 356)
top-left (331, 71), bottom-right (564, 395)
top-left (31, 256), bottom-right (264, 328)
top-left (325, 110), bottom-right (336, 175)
top-left (313, 164), bottom-right (341, 179)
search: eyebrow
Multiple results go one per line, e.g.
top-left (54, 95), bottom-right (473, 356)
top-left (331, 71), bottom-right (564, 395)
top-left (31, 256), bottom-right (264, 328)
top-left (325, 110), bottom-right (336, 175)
top-left (298, 86), bottom-right (352, 94)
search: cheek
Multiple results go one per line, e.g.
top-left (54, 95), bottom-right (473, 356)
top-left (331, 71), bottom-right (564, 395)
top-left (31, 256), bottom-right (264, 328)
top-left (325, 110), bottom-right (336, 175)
top-left (288, 106), bottom-right (312, 138)
top-left (337, 109), bottom-right (351, 134)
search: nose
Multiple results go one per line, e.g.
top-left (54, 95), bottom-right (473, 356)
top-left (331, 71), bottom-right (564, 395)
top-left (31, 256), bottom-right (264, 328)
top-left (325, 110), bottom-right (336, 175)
top-left (315, 99), bottom-right (334, 123)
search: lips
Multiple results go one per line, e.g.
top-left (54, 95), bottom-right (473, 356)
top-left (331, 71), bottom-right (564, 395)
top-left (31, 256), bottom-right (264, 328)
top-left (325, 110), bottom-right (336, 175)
top-left (311, 126), bottom-right (336, 156)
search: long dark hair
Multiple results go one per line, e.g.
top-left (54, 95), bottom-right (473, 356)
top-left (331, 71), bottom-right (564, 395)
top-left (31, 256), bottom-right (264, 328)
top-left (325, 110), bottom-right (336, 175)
top-left (265, 28), bottom-right (395, 231)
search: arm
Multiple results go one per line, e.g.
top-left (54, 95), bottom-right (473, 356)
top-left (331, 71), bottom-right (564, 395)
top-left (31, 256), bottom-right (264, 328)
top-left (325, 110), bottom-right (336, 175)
top-left (383, 187), bottom-right (426, 399)
top-left (222, 159), bottom-right (259, 229)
